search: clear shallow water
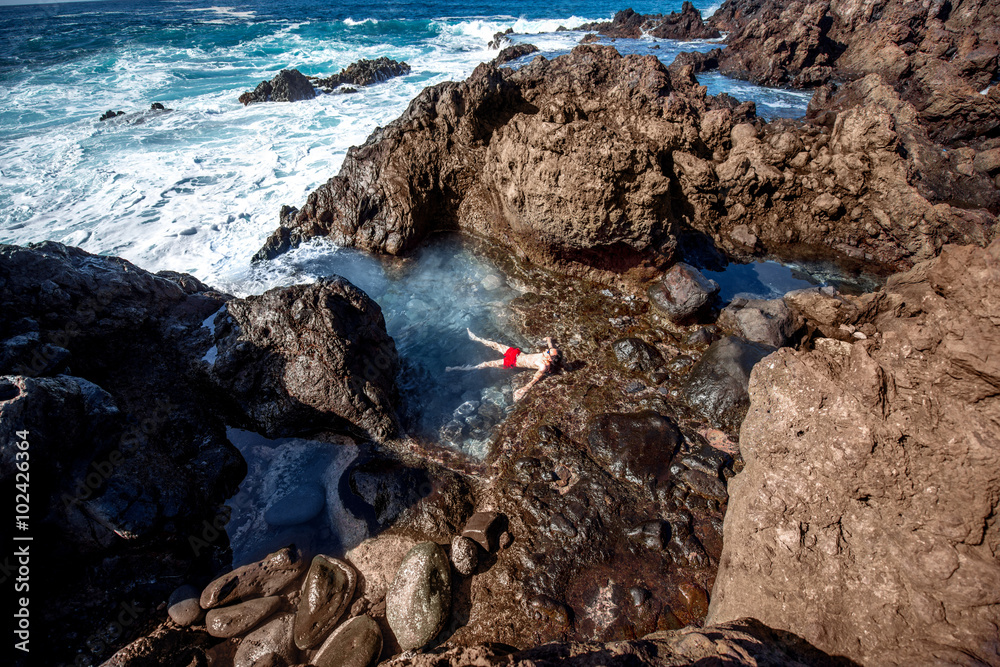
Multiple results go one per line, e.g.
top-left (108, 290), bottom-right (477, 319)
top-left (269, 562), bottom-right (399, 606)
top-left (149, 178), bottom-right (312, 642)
top-left (703, 259), bottom-right (880, 303)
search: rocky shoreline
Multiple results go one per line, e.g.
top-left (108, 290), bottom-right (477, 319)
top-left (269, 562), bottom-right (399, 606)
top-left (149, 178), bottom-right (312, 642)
top-left (2, 1), bottom-right (998, 666)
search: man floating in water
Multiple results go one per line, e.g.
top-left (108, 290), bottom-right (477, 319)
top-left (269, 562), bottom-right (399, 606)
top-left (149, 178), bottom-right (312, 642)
top-left (447, 329), bottom-right (561, 401)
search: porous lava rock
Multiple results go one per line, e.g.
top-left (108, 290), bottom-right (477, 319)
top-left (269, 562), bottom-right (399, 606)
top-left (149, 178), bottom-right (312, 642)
top-left (708, 240), bottom-right (1000, 665)
top-left (208, 276), bottom-right (400, 440)
top-left (574, 4), bottom-right (720, 40)
top-left (256, 44), bottom-right (995, 281)
top-left (239, 68), bottom-right (317, 105)
top-left (311, 57), bottom-right (411, 93)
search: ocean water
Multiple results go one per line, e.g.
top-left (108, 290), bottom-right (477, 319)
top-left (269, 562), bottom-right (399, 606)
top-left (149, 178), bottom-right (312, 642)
top-left (1, 0), bottom-right (819, 457)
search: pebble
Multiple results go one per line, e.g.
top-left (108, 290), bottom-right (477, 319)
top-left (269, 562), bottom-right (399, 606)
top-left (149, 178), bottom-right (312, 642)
top-left (233, 612), bottom-right (297, 667)
top-left (311, 614), bottom-right (383, 667)
top-left (385, 542), bottom-right (452, 650)
top-left (200, 546), bottom-right (307, 609)
top-left (462, 511), bottom-right (501, 551)
top-left (167, 585), bottom-right (203, 627)
top-left (294, 555), bottom-right (357, 649)
top-left (206, 596), bottom-right (282, 638)
top-left (451, 536), bottom-right (478, 576)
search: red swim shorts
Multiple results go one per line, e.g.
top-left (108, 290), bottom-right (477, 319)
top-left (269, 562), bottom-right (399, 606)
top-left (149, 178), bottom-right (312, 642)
top-left (503, 347), bottom-right (521, 368)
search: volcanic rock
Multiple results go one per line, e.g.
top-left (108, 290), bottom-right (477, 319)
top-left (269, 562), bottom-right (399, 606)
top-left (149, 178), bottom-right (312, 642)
top-left (239, 68), bottom-right (316, 105)
top-left (709, 240), bottom-right (1000, 665)
top-left (450, 535), bottom-right (478, 576)
top-left (311, 57), bottom-right (411, 93)
top-left (167, 585), bottom-right (204, 627)
top-left (647, 263), bottom-right (720, 323)
top-left (346, 533), bottom-right (420, 607)
top-left (200, 546), bottom-right (307, 609)
top-left (574, 4), bottom-right (720, 40)
top-left (206, 596), bottom-right (282, 638)
top-left (718, 297), bottom-right (798, 347)
top-left (492, 43), bottom-right (540, 67)
top-left (294, 555), bottom-right (357, 649)
top-left (312, 614), bottom-right (383, 667)
top-left (233, 612), bottom-right (298, 667)
top-left (681, 336), bottom-right (775, 433)
top-left (612, 337), bottom-right (668, 383)
top-left (209, 276), bottom-right (400, 439)
top-left (385, 541), bottom-right (452, 650)
top-left (587, 411), bottom-right (683, 490)
top-left (255, 45), bottom-right (995, 278)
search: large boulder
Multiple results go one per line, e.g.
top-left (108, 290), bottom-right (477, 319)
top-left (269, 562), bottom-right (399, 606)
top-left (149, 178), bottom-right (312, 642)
top-left (681, 336), bottom-right (775, 433)
top-left (647, 263), bottom-right (720, 323)
top-left (209, 276), bottom-right (400, 439)
top-left (385, 541), bottom-right (452, 650)
top-left (708, 241), bottom-right (1000, 665)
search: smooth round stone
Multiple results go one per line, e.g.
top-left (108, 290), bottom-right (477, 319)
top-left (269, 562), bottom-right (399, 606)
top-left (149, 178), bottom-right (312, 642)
top-left (167, 585), bottom-right (204, 627)
top-left (312, 614), bottom-right (382, 667)
top-left (264, 483), bottom-right (326, 526)
top-left (206, 596), bottom-right (282, 638)
top-left (294, 555), bottom-right (357, 649)
top-left (385, 541), bottom-right (451, 651)
top-left (233, 612), bottom-right (296, 667)
top-left (450, 536), bottom-right (478, 577)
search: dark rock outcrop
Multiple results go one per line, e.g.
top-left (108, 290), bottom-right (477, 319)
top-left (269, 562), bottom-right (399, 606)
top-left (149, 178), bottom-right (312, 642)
top-left (492, 43), bottom-right (540, 67)
top-left (574, 4), bottom-right (720, 40)
top-left (0, 242), bottom-right (244, 663)
top-left (709, 240), bottom-right (1000, 665)
top-left (311, 57), bottom-right (411, 93)
top-left (239, 68), bottom-right (317, 106)
top-left (647, 262), bottom-right (720, 323)
top-left (253, 46), bottom-right (756, 282)
top-left (208, 276), bottom-right (400, 440)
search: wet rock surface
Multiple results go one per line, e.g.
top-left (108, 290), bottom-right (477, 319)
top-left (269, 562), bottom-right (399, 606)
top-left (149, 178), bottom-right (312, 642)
top-left (312, 614), bottom-right (383, 667)
top-left (239, 68), bottom-right (317, 105)
top-left (574, 4), bottom-right (720, 40)
top-left (681, 336), bottom-right (775, 434)
top-left (647, 263), bottom-right (720, 323)
top-left (311, 57), bottom-right (411, 92)
top-left (709, 240), bottom-right (1000, 665)
top-left (209, 276), bottom-right (400, 440)
top-left (293, 555), bottom-right (356, 649)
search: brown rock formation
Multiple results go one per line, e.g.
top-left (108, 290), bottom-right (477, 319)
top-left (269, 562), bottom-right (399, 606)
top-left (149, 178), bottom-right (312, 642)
top-left (708, 240), bottom-right (1000, 665)
top-left (697, 0), bottom-right (1000, 145)
top-left (256, 45), bottom-right (996, 280)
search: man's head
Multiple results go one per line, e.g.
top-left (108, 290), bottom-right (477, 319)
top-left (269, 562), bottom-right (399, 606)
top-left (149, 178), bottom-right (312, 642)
top-left (543, 347), bottom-right (561, 370)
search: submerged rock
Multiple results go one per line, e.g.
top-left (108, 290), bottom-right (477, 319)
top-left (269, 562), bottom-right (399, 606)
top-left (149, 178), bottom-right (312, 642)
top-left (385, 541), bottom-right (452, 650)
top-left (612, 337), bottom-right (668, 383)
top-left (294, 555), bottom-right (357, 649)
top-left (239, 68), bottom-right (316, 105)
